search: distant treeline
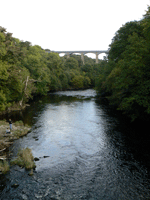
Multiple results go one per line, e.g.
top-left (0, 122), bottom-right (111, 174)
top-left (95, 6), bottom-right (150, 121)
top-left (0, 26), bottom-right (104, 112)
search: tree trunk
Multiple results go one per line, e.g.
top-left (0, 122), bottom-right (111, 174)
top-left (19, 76), bottom-right (29, 108)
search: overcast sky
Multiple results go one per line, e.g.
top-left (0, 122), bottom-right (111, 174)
top-left (1, 0), bottom-right (150, 58)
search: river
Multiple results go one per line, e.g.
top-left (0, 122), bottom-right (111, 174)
top-left (0, 89), bottom-right (150, 199)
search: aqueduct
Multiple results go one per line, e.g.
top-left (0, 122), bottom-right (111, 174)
top-left (46, 50), bottom-right (108, 64)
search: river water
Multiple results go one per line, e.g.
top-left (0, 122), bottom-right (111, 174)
top-left (1, 89), bottom-right (150, 199)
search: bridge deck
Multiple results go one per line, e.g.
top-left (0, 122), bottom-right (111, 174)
top-left (51, 50), bottom-right (108, 54)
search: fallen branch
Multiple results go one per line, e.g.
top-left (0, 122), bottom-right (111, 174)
top-left (0, 148), bottom-right (6, 152)
top-left (0, 156), bottom-right (6, 160)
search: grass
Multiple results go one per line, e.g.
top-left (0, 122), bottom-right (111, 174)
top-left (0, 160), bottom-right (10, 174)
top-left (0, 147), bottom-right (36, 175)
top-left (13, 129), bottom-right (30, 139)
top-left (12, 120), bottom-right (31, 138)
top-left (14, 120), bottom-right (24, 126)
top-left (14, 120), bottom-right (31, 128)
top-left (11, 147), bottom-right (36, 170)
top-left (0, 119), bottom-right (30, 127)
top-left (0, 119), bottom-right (7, 126)
top-left (0, 120), bottom-right (33, 174)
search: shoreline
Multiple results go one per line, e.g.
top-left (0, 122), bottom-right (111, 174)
top-left (0, 120), bottom-right (31, 160)
top-left (0, 88), bottom-right (94, 116)
top-left (0, 103), bottom-right (29, 115)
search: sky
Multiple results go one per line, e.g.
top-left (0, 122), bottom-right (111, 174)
top-left (1, 0), bottom-right (150, 59)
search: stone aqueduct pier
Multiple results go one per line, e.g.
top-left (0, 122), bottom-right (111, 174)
top-left (46, 50), bottom-right (108, 64)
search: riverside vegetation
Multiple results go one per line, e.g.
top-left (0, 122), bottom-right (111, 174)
top-left (0, 147), bottom-right (35, 175)
top-left (0, 120), bottom-right (35, 174)
top-left (0, 23), bottom-right (103, 173)
top-left (10, 147), bottom-right (36, 175)
top-left (96, 6), bottom-right (150, 122)
top-left (1, 7), bottom-right (150, 122)
top-left (1, 6), bottom-right (150, 122)
top-left (0, 25), bottom-right (100, 112)
top-left (0, 6), bottom-right (150, 173)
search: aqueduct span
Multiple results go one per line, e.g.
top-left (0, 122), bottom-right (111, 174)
top-left (46, 50), bottom-right (108, 64)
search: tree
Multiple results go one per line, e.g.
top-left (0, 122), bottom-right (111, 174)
top-left (0, 25), bottom-right (105, 112)
top-left (108, 21), bottom-right (143, 62)
top-left (70, 75), bottom-right (84, 89)
top-left (96, 6), bottom-right (150, 121)
top-left (0, 90), bottom-right (9, 111)
top-left (65, 57), bottom-right (79, 69)
top-left (24, 45), bottom-right (51, 95)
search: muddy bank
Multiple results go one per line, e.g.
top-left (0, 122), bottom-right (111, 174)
top-left (0, 120), bottom-right (31, 159)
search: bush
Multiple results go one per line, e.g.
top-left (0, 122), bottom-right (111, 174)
top-left (14, 120), bottom-right (24, 126)
top-left (0, 160), bottom-right (10, 174)
top-left (11, 147), bottom-right (36, 170)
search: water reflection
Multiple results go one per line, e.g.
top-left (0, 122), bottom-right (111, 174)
top-left (1, 89), bottom-right (150, 199)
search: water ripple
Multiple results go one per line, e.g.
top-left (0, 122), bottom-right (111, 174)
top-left (1, 89), bottom-right (150, 199)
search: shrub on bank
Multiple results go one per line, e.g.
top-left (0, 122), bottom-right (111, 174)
top-left (0, 160), bottom-right (10, 174)
top-left (13, 129), bottom-right (30, 139)
top-left (11, 147), bottom-right (36, 170)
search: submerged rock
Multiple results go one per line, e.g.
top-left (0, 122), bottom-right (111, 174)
top-left (34, 157), bottom-right (40, 161)
top-left (11, 183), bottom-right (19, 188)
top-left (21, 194), bottom-right (28, 200)
top-left (28, 169), bottom-right (34, 176)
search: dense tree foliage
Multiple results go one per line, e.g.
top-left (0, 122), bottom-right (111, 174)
top-left (0, 27), bottom-right (102, 112)
top-left (2, 6), bottom-right (150, 121)
top-left (96, 6), bottom-right (150, 121)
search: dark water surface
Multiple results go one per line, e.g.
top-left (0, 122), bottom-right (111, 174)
top-left (1, 89), bottom-right (150, 199)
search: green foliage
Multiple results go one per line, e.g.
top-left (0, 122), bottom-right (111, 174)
top-left (96, 6), bottom-right (150, 121)
top-left (46, 52), bottom-right (61, 70)
top-left (49, 74), bottom-right (62, 91)
top-left (24, 45), bottom-right (51, 95)
top-left (108, 21), bottom-right (143, 63)
top-left (0, 26), bottom-right (103, 112)
top-left (0, 90), bottom-right (7, 111)
top-left (59, 73), bottom-right (69, 89)
top-left (83, 76), bottom-right (91, 88)
top-left (70, 75), bottom-right (84, 89)
top-left (142, 6), bottom-right (150, 41)
top-left (11, 147), bottom-right (36, 170)
top-left (1, 7), bottom-right (150, 123)
top-left (0, 61), bottom-right (9, 81)
top-left (65, 57), bottom-right (79, 69)
top-left (0, 160), bottom-right (10, 174)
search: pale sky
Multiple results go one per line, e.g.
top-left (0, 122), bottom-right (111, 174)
top-left (1, 0), bottom-right (150, 59)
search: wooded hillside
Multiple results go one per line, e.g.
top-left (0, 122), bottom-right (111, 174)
top-left (0, 27), bottom-right (102, 112)
top-left (95, 6), bottom-right (150, 121)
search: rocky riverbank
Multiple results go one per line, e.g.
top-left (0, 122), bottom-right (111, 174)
top-left (0, 120), bottom-right (31, 160)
